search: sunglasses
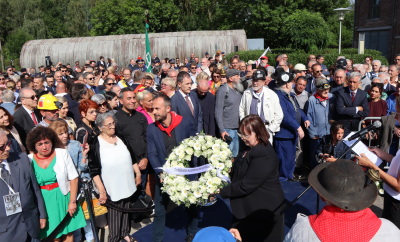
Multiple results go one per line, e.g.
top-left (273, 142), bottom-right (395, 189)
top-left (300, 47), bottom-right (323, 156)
top-left (315, 70), bottom-right (322, 73)
top-left (191, 67), bottom-right (197, 69)
top-left (22, 95), bottom-right (37, 100)
top-left (105, 83), bottom-right (114, 86)
top-left (0, 78), bottom-right (4, 81)
top-left (87, 77), bottom-right (95, 80)
top-left (99, 102), bottom-right (107, 107)
top-left (0, 140), bottom-right (12, 152)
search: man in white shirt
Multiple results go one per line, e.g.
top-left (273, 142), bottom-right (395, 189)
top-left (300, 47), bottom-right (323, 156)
top-left (189, 62), bottom-right (198, 84)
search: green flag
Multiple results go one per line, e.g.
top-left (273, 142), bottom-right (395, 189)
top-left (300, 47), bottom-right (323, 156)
top-left (145, 22), bottom-right (152, 73)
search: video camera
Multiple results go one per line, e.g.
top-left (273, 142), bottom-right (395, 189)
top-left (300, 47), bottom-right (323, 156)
top-left (45, 56), bottom-right (52, 67)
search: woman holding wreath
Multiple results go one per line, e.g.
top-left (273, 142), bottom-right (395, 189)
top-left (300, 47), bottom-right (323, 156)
top-left (219, 114), bottom-right (285, 242)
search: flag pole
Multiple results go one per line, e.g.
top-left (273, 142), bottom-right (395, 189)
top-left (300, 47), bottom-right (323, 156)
top-left (145, 10), bottom-right (152, 73)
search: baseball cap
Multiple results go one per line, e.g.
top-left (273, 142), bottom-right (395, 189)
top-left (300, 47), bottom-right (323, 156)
top-left (205, 52), bottom-right (209, 55)
top-left (294, 63), bottom-right (307, 71)
top-left (316, 78), bottom-right (330, 90)
top-left (226, 69), bottom-right (241, 79)
top-left (260, 56), bottom-right (268, 60)
top-left (193, 227), bottom-right (236, 242)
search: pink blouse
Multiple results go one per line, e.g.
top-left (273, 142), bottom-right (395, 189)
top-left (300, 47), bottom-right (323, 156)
top-left (136, 106), bottom-right (154, 124)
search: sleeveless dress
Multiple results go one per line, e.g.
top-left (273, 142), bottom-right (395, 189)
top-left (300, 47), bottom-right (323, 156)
top-left (31, 156), bottom-right (86, 239)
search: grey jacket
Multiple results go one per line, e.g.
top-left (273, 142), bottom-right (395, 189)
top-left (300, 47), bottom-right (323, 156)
top-left (0, 152), bottom-right (47, 241)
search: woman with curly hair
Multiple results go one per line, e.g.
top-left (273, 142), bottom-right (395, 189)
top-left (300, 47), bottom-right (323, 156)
top-left (27, 126), bottom-right (86, 241)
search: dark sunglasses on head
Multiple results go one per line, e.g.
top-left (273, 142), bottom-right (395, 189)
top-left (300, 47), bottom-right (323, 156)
top-left (0, 140), bottom-right (12, 152)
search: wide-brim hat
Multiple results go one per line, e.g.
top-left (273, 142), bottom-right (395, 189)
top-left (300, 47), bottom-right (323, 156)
top-left (308, 159), bottom-right (377, 211)
top-left (272, 67), bottom-right (291, 79)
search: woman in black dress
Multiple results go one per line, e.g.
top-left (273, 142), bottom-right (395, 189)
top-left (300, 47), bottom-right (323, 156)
top-left (219, 114), bottom-right (285, 242)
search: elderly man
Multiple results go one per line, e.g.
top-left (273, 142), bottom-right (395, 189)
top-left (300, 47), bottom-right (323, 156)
top-left (389, 65), bottom-right (400, 86)
top-left (171, 72), bottom-right (203, 133)
top-left (274, 72), bottom-right (309, 181)
top-left (13, 88), bottom-right (40, 150)
top-left (306, 63), bottom-right (323, 94)
top-left (307, 60), bottom-right (317, 78)
top-left (215, 69), bottom-right (243, 157)
top-left (54, 71), bottom-right (63, 86)
top-left (239, 70), bottom-right (283, 144)
top-left (168, 69), bottom-right (178, 83)
top-left (193, 78), bottom-right (215, 136)
top-left (259, 56), bottom-right (269, 68)
top-left (1, 90), bottom-right (16, 115)
top-left (380, 65), bottom-right (389, 73)
top-left (0, 130), bottom-right (47, 242)
top-left (353, 64), bottom-right (371, 91)
top-left (36, 94), bottom-right (60, 128)
top-left (83, 72), bottom-right (99, 94)
top-left (294, 64), bottom-right (307, 80)
top-left (278, 60), bottom-right (289, 72)
top-left (370, 60), bottom-right (381, 79)
top-left (161, 63), bottom-right (170, 80)
top-left (55, 81), bottom-right (68, 97)
top-left (305, 78), bottom-right (336, 169)
top-left (200, 58), bottom-right (211, 76)
top-left (118, 68), bottom-right (134, 88)
top-left (378, 72), bottom-right (396, 96)
top-left (330, 69), bottom-right (346, 94)
top-left (285, 159), bottom-right (400, 241)
top-left (335, 72), bottom-right (370, 136)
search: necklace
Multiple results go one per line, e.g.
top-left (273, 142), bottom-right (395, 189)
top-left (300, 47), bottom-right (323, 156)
top-left (102, 134), bottom-right (117, 146)
top-left (35, 149), bottom-right (55, 160)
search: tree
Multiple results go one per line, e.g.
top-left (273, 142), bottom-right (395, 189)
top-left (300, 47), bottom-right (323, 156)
top-left (65, 0), bottom-right (90, 37)
top-left (4, 28), bottom-right (34, 59)
top-left (281, 10), bottom-right (330, 52)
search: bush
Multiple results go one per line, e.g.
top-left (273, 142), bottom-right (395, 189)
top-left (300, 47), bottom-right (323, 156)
top-left (225, 48), bottom-right (389, 68)
top-left (4, 28), bottom-right (34, 60)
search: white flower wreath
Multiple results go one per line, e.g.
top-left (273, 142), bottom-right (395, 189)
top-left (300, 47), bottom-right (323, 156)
top-left (160, 134), bottom-right (233, 207)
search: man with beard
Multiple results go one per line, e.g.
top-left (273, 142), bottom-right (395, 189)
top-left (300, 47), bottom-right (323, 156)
top-left (147, 93), bottom-right (198, 242)
top-left (35, 94), bottom-right (61, 128)
top-left (274, 72), bottom-right (309, 181)
top-left (215, 69), bottom-right (243, 157)
top-left (193, 78), bottom-right (215, 136)
top-left (239, 70), bottom-right (283, 144)
top-left (259, 56), bottom-right (269, 68)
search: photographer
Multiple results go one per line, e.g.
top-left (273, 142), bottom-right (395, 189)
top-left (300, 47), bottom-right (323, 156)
top-left (316, 121), bottom-right (351, 163)
top-left (356, 94), bottom-right (400, 229)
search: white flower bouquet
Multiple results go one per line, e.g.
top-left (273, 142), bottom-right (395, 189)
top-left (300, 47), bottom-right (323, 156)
top-left (160, 134), bottom-right (232, 207)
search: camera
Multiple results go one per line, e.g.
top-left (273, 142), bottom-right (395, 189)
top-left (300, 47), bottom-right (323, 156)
top-left (224, 135), bottom-right (233, 143)
top-left (10, 59), bottom-right (13, 66)
top-left (45, 56), bottom-right (52, 67)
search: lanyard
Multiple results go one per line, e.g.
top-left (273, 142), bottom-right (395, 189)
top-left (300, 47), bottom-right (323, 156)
top-left (0, 168), bottom-right (15, 194)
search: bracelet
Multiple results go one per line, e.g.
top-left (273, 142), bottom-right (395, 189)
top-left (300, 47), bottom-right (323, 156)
top-left (69, 201), bottom-right (76, 204)
top-left (82, 155), bottom-right (88, 159)
top-left (99, 191), bottom-right (106, 194)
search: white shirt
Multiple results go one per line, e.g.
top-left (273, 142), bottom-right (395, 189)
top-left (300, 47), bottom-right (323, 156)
top-left (22, 105), bottom-right (38, 124)
top-left (384, 150), bottom-right (400, 200)
top-left (55, 93), bottom-right (67, 97)
top-left (252, 88), bottom-right (264, 116)
top-left (179, 89), bottom-right (194, 109)
top-left (98, 137), bottom-right (137, 201)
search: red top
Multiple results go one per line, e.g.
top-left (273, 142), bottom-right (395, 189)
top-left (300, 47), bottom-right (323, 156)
top-left (309, 205), bottom-right (381, 242)
top-left (366, 99), bottom-right (387, 126)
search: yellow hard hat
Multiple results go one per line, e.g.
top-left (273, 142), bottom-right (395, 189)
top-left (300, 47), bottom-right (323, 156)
top-left (37, 94), bottom-right (62, 110)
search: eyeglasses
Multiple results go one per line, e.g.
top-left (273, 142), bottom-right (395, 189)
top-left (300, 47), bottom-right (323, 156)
top-left (314, 70), bottom-right (322, 73)
top-left (99, 102), bottom-right (107, 107)
top-left (191, 67), bottom-right (197, 69)
top-left (105, 83), bottom-right (114, 86)
top-left (0, 78), bottom-right (4, 81)
top-left (103, 122), bottom-right (115, 128)
top-left (237, 132), bottom-right (250, 140)
top-left (22, 95), bottom-right (37, 100)
top-left (0, 140), bottom-right (12, 152)
top-left (87, 77), bottom-right (95, 80)
top-left (213, 75), bottom-right (221, 79)
top-left (61, 70), bottom-right (66, 72)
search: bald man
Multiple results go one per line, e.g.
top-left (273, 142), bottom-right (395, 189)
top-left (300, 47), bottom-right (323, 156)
top-left (193, 79), bottom-right (215, 136)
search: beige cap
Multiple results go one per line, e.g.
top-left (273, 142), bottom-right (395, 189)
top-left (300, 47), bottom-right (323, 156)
top-left (294, 63), bottom-right (307, 71)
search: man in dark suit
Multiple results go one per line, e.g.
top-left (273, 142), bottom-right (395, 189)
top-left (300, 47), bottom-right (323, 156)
top-left (13, 88), bottom-right (40, 150)
top-left (0, 131), bottom-right (47, 241)
top-left (96, 56), bottom-right (106, 68)
top-left (306, 63), bottom-right (323, 94)
top-left (194, 79), bottom-right (215, 136)
top-left (171, 72), bottom-right (203, 133)
top-left (336, 72), bottom-right (370, 136)
top-left (147, 93), bottom-right (198, 242)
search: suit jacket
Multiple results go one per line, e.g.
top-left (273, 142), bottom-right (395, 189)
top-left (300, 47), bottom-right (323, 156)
top-left (193, 90), bottom-right (215, 136)
top-left (171, 91), bottom-right (203, 133)
top-left (147, 117), bottom-right (196, 175)
top-left (12, 107), bottom-right (41, 150)
top-left (385, 83), bottom-right (396, 97)
top-left (0, 152), bottom-right (47, 241)
top-left (306, 76), bottom-right (316, 94)
top-left (220, 144), bottom-right (285, 219)
top-left (335, 87), bottom-right (370, 134)
top-left (65, 93), bottom-right (81, 125)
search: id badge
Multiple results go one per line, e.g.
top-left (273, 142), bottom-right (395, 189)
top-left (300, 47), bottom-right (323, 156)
top-left (3, 192), bottom-right (22, 216)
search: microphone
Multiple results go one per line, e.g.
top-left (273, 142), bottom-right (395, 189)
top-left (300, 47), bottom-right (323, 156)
top-left (348, 121), bottom-right (382, 141)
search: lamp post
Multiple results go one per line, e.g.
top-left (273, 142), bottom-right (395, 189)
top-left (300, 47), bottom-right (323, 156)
top-left (333, 8), bottom-right (351, 54)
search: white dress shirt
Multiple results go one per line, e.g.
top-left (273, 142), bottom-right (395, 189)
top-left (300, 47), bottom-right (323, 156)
top-left (22, 105), bottom-right (38, 124)
top-left (179, 89), bottom-right (194, 108)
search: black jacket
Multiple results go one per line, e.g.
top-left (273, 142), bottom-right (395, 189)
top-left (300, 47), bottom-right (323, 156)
top-left (13, 107), bottom-right (41, 150)
top-left (220, 143), bottom-right (285, 219)
top-left (76, 120), bottom-right (100, 145)
top-left (65, 93), bottom-right (81, 125)
top-left (193, 90), bottom-right (216, 136)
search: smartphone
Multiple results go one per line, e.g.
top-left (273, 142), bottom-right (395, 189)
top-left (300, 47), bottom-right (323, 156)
top-left (252, 64), bottom-right (257, 69)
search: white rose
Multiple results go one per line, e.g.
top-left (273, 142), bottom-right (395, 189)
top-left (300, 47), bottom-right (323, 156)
top-left (171, 161), bottom-right (178, 167)
top-left (191, 181), bottom-right (200, 190)
top-left (186, 147), bottom-right (194, 156)
top-left (194, 150), bottom-right (202, 157)
top-left (216, 163), bottom-right (225, 170)
top-left (379, 189), bottom-right (384, 195)
top-left (202, 194), bottom-right (209, 200)
top-left (185, 155), bottom-right (192, 161)
top-left (169, 153), bottom-right (177, 160)
top-left (188, 196), bottom-right (197, 204)
top-left (193, 190), bottom-right (202, 198)
top-left (212, 177), bottom-right (222, 185)
top-left (185, 185), bottom-right (191, 190)
top-left (175, 148), bottom-right (184, 156)
top-left (193, 142), bottom-right (201, 150)
top-left (205, 135), bottom-right (213, 142)
top-left (181, 189), bottom-right (188, 197)
top-left (206, 179), bottom-right (214, 187)
top-left (209, 155), bottom-right (219, 164)
top-left (200, 185), bottom-right (207, 192)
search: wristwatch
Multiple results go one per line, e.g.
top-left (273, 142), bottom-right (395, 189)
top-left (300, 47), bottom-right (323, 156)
top-left (69, 201), bottom-right (76, 204)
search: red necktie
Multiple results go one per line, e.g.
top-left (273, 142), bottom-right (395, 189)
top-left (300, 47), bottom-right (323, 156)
top-left (31, 112), bottom-right (37, 125)
top-left (351, 92), bottom-right (355, 103)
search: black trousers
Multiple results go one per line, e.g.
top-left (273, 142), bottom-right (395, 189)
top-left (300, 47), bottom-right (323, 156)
top-left (107, 195), bottom-right (133, 242)
top-left (231, 213), bottom-right (284, 242)
top-left (383, 192), bottom-right (400, 229)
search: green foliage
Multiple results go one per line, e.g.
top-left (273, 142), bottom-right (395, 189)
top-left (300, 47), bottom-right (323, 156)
top-left (4, 29), bottom-right (34, 59)
top-left (281, 10), bottom-right (330, 52)
top-left (225, 48), bottom-right (389, 68)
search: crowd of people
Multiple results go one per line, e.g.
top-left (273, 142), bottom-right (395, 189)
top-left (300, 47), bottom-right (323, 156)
top-left (1, 51), bottom-right (400, 242)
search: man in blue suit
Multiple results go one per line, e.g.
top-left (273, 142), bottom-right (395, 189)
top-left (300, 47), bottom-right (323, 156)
top-left (0, 131), bottom-right (47, 241)
top-left (274, 72), bottom-right (310, 181)
top-left (171, 72), bottom-right (203, 133)
top-left (335, 72), bottom-right (370, 136)
top-left (147, 93), bottom-right (198, 242)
